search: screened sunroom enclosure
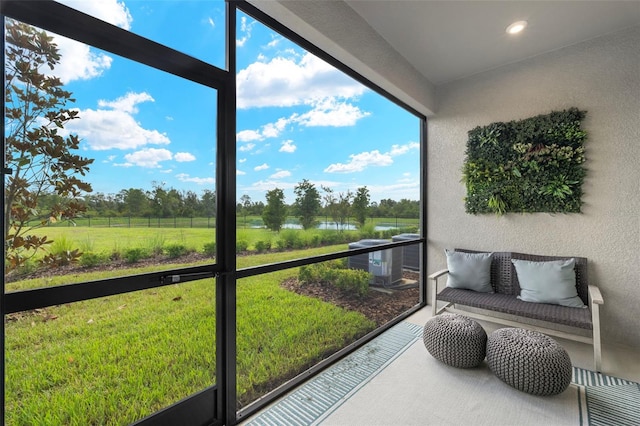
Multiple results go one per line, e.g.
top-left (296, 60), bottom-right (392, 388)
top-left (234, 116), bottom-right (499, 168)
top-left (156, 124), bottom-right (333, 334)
top-left (1, 1), bottom-right (426, 425)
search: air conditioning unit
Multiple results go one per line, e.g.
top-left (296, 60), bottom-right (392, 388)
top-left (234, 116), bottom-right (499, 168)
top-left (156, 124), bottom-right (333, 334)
top-left (348, 239), bottom-right (402, 287)
top-left (392, 233), bottom-right (421, 271)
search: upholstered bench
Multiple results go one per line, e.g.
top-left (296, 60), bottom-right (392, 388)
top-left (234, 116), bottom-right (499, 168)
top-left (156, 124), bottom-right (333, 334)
top-left (486, 328), bottom-right (572, 395)
top-left (430, 249), bottom-right (604, 371)
top-left (422, 314), bottom-right (487, 368)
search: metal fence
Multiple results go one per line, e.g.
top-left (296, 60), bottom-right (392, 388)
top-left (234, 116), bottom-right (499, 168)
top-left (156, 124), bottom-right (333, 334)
top-left (42, 216), bottom-right (217, 228)
top-left (36, 215), bottom-right (419, 230)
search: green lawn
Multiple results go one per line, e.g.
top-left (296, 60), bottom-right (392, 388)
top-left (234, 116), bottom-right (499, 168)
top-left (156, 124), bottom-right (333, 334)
top-left (4, 246), bottom-right (376, 425)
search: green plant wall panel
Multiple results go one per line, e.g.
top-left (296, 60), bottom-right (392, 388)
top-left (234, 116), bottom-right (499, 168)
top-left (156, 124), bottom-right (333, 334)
top-left (463, 108), bottom-right (587, 215)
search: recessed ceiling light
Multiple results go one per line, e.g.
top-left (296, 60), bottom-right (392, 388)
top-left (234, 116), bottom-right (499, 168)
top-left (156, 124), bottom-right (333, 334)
top-left (506, 21), bottom-right (527, 35)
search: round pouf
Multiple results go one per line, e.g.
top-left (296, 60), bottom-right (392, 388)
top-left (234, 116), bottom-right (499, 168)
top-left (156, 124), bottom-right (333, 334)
top-left (422, 314), bottom-right (487, 368)
top-left (486, 328), bottom-right (572, 396)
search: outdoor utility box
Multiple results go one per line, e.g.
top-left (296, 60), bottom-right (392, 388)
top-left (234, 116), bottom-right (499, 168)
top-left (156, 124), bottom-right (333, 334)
top-left (348, 239), bottom-right (402, 287)
top-left (392, 233), bottom-right (421, 271)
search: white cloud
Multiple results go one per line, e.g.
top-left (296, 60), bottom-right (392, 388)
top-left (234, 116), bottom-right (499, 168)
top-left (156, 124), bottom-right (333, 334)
top-left (270, 170), bottom-right (291, 179)
top-left (261, 117), bottom-right (289, 137)
top-left (243, 180), bottom-right (297, 192)
top-left (236, 16), bottom-right (255, 47)
top-left (239, 143), bottom-right (255, 152)
top-left (237, 52), bottom-right (367, 109)
top-left (176, 173), bottom-right (215, 185)
top-left (64, 92), bottom-right (170, 150)
top-left (239, 158), bottom-right (247, 163)
top-left (390, 142), bottom-right (420, 156)
top-left (237, 117), bottom-right (289, 142)
top-left (98, 92), bottom-right (153, 114)
top-left (237, 97), bottom-right (367, 144)
top-left (295, 98), bottom-right (369, 127)
top-left (237, 170), bottom-right (246, 175)
top-left (207, 17), bottom-right (215, 28)
top-left (254, 163), bottom-right (269, 171)
top-left (368, 180), bottom-right (420, 200)
top-left (51, 37), bottom-right (113, 84)
top-left (324, 150), bottom-right (393, 173)
top-left (174, 152), bottom-right (196, 162)
top-left (237, 130), bottom-right (263, 142)
top-left (267, 36), bottom-right (281, 48)
top-left (59, 0), bottom-right (133, 29)
top-left (279, 140), bottom-right (296, 153)
top-left (324, 141), bottom-right (420, 174)
top-left (51, 0), bottom-right (132, 83)
top-left (123, 148), bottom-right (172, 168)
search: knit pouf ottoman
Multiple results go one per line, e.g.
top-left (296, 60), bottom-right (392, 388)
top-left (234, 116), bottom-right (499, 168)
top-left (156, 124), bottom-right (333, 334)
top-left (486, 328), bottom-right (572, 396)
top-left (422, 314), bottom-right (487, 368)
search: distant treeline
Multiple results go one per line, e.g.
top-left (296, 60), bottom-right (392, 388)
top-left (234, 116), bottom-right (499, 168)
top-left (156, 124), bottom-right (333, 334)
top-left (37, 185), bottom-right (420, 220)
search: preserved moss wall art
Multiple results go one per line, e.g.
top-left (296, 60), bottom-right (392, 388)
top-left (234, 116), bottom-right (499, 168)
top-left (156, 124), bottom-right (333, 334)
top-left (463, 108), bottom-right (587, 215)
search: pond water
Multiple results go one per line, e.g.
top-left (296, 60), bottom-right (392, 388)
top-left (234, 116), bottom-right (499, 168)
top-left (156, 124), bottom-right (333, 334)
top-left (277, 222), bottom-right (400, 231)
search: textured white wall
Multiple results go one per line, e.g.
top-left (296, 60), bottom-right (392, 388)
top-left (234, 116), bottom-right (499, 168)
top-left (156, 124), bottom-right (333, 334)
top-left (427, 26), bottom-right (640, 348)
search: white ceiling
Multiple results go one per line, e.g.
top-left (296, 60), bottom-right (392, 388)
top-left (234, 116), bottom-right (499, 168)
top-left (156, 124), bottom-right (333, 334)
top-left (345, 1), bottom-right (640, 85)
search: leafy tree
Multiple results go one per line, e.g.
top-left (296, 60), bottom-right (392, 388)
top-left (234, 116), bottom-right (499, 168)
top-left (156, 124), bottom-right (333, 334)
top-left (251, 201), bottom-right (265, 216)
top-left (120, 188), bottom-right (150, 216)
top-left (4, 20), bottom-right (93, 269)
top-left (200, 189), bottom-right (216, 217)
top-left (395, 198), bottom-right (420, 218)
top-left (321, 186), bottom-right (337, 228)
top-left (352, 186), bottom-right (370, 227)
top-left (180, 190), bottom-right (199, 217)
top-left (322, 186), bottom-right (352, 232)
top-left (293, 179), bottom-right (321, 230)
top-left (336, 190), bottom-right (353, 230)
top-left (262, 188), bottom-right (287, 232)
top-left (84, 192), bottom-right (118, 217)
top-left (239, 194), bottom-right (251, 227)
top-left (377, 198), bottom-right (398, 218)
top-left (150, 182), bottom-right (182, 217)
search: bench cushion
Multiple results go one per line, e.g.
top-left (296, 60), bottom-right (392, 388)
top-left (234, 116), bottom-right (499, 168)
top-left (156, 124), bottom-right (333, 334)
top-left (437, 287), bottom-right (592, 330)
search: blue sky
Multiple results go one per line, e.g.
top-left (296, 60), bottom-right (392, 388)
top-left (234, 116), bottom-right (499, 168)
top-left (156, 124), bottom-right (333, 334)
top-left (49, 0), bottom-right (420, 203)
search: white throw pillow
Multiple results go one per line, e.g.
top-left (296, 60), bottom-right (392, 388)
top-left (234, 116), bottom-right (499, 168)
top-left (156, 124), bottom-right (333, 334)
top-left (445, 250), bottom-right (494, 293)
top-left (512, 258), bottom-right (585, 308)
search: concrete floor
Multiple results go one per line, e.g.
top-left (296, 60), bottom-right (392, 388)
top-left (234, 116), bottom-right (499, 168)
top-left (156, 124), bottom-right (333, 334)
top-left (243, 305), bottom-right (640, 425)
top-left (405, 307), bottom-right (640, 383)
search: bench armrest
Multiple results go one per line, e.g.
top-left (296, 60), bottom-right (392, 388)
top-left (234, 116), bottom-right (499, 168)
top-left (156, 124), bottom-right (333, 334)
top-left (588, 285), bottom-right (604, 305)
top-left (429, 269), bottom-right (448, 315)
top-left (428, 268), bottom-right (449, 281)
top-left (588, 284), bottom-right (603, 372)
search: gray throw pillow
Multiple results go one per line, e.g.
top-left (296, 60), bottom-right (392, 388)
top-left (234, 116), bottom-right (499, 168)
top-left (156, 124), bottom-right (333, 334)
top-left (445, 250), bottom-right (494, 293)
top-left (512, 258), bottom-right (585, 308)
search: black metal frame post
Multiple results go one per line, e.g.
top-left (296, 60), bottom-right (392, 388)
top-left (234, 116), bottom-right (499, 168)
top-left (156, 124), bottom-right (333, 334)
top-left (216, 2), bottom-right (238, 425)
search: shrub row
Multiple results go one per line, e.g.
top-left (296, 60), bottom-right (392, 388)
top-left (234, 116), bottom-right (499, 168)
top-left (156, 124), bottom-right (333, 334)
top-left (79, 242), bottom-right (210, 267)
top-left (298, 259), bottom-right (371, 298)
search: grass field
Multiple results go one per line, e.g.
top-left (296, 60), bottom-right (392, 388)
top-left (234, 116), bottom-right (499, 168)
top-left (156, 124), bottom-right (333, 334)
top-left (4, 245), bottom-right (376, 425)
top-left (25, 226), bottom-right (355, 258)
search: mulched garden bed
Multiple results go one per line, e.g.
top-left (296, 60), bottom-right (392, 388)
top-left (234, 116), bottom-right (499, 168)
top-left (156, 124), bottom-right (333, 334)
top-left (280, 272), bottom-right (420, 326)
